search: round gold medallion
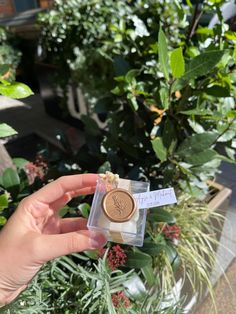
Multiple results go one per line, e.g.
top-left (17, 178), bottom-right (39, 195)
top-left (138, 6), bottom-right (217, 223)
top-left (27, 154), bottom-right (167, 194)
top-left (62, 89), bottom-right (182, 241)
top-left (102, 188), bottom-right (136, 222)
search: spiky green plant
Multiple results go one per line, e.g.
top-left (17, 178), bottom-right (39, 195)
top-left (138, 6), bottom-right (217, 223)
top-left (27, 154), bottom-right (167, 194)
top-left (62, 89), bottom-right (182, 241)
top-left (145, 194), bottom-right (225, 312)
top-left (2, 251), bottom-right (132, 314)
top-left (2, 248), bottom-right (186, 314)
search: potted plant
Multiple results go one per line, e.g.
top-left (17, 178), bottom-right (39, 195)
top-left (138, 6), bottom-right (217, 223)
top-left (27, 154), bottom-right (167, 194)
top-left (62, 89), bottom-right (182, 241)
top-left (1, 0), bottom-right (235, 312)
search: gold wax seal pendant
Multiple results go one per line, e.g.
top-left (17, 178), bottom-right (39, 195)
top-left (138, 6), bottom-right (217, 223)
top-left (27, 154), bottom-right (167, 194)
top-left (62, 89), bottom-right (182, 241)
top-left (102, 188), bottom-right (136, 222)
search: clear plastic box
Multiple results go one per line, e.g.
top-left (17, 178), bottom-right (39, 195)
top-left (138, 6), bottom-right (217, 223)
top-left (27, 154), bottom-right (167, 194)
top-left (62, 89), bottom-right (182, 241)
top-left (87, 177), bottom-right (150, 247)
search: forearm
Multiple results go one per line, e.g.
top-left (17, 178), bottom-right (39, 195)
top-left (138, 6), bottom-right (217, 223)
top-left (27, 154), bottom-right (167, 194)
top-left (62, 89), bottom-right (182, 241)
top-left (0, 286), bottom-right (13, 308)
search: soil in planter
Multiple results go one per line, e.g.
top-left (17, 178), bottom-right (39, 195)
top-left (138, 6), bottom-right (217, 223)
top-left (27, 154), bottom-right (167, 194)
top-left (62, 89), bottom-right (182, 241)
top-left (204, 185), bottom-right (219, 204)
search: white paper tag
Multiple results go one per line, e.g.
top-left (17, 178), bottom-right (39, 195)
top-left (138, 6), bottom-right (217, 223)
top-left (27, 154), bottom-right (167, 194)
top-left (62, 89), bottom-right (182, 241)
top-left (133, 188), bottom-right (177, 209)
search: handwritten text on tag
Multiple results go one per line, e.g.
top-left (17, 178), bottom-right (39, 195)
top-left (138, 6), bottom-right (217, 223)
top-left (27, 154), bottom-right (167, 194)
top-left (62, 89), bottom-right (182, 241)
top-left (133, 188), bottom-right (177, 209)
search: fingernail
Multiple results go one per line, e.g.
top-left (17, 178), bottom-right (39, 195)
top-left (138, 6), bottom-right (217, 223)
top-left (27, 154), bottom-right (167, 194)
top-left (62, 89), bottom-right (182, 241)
top-left (89, 232), bottom-right (107, 249)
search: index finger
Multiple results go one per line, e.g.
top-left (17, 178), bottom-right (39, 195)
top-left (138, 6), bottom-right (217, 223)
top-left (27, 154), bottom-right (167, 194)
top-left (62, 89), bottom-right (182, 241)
top-left (31, 174), bottom-right (98, 204)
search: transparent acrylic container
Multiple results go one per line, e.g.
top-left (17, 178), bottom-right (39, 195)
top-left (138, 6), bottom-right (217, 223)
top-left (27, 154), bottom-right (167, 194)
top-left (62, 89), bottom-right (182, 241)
top-left (87, 177), bottom-right (150, 247)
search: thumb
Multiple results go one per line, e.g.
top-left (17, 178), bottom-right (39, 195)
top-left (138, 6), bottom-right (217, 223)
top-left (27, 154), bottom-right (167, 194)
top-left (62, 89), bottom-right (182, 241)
top-left (37, 230), bottom-right (107, 262)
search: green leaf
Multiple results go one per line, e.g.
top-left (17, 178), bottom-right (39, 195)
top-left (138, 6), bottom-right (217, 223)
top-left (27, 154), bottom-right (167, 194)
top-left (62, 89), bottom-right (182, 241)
top-left (127, 93), bottom-right (138, 111)
top-left (218, 130), bottom-right (235, 142)
top-left (170, 47), bottom-right (185, 78)
top-left (234, 44), bottom-right (236, 64)
top-left (227, 110), bottom-right (236, 119)
top-left (0, 123), bottom-right (17, 138)
top-left (141, 265), bottom-right (155, 286)
top-left (84, 250), bottom-right (99, 260)
top-left (141, 242), bottom-right (179, 268)
top-left (0, 82), bottom-right (33, 99)
top-left (177, 132), bottom-right (218, 156)
top-left (12, 158), bottom-right (28, 169)
top-left (2, 168), bottom-right (20, 189)
top-left (123, 274), bottom-right (147, 300)
top-left (164, 245), bottom-right (179, 267)
top-left (158, 26), bottom-right (169, 80)
top-left (78, 203), bottom-right (90, 218)
top-left (59, 205), bottom-right (69, 217)
top-left (125, 69), bottom-right (140, 83)
top-left (184, 149), bottom-right (218, 165)
top-left (188, 119), bottom-right (205, 134)
top-left (0, 79), bottom-right (10, 86)
top-left (0, 194), bottom-right (8, 207)
top-left (174, 0), bottom-right (185, 20)
top-left (181, 50), bottom-right (224, 81)
top-left (225, 147), bottom-right (235, 160)
top-left (217, 154), bottom-right (236, 164)
top-left (0, 216), bottom-right (7, 226)
top-left (163, 118), bottom-right (177, 153)
top-left (159, 87), bottom-right (169, 109)
top-left (114, 33), bottom-right (122, 42)
top-left (186, 0), bottom-right (193, 8)
top-left (204, 85), bottom-right (230, 97)
top-left (147, 208), bottom-right (176, 224)
top-left (141, 242), bottom-right (168, 257)
top-left (180, 108), bottom-right (212, 115)
top-left (111, 86), bottom-right (123, 95)
top-left (224, 31), bottom-right (236, 41)
top-left (171, 252), bottom-right (181, 272)
top-left (151, 137), bottom-right (167, 162)
top-left (196, 27), bottom-right (214, 36)
top-left (0, 194), bottom-right (8, 213)
top-left (97, 161), bottom-right (111, 174)
top-left (125, 251), bottom-right (152, 268)
top-left (2, 168), bottom-right (20, 198)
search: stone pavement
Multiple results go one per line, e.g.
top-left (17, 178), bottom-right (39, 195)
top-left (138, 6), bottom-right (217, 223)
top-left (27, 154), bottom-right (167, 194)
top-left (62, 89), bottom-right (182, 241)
top-left (1, 94), bottom-right (236, 313)
top-left (196, 258), bottom-right (236, 314)
top-left (214, 163), bottom-right (236, 280)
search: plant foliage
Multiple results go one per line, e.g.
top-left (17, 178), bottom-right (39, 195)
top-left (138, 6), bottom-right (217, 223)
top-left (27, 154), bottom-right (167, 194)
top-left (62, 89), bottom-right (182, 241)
top-left (39, 0), bottom-right (236, 198)
top-left (0, 27), bottom-right (33, 138)
top-left (0, 1), bottom-right (233, 312)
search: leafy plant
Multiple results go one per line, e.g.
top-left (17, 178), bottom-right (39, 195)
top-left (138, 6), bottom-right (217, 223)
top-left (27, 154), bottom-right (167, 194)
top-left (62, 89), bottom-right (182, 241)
top-left (0, 26), bottom-right (34, 138)
top-left (0, 26), bottom-right (21, 82)
top-left (2, 251), bottom-right (184, 314)
top-left (1, 1), bottom-right (232, 312)
top-left (0, 155), bottom-right (224, 312)
top-left (39, 0), bottom-right (236, 199)
top-left (150, 196), bottom-right (223, 305)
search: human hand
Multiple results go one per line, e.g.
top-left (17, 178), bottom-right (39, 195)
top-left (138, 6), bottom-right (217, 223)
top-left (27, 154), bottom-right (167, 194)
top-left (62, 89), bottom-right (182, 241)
top-left (0, 174), bottom-right (107, 306)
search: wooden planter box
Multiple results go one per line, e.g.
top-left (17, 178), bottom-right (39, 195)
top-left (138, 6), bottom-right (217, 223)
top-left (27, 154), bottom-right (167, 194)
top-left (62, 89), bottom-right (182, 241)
top-left (207, 180), bottom-right (232, 212)
top-left (182, 181), bottom-right (232, 313)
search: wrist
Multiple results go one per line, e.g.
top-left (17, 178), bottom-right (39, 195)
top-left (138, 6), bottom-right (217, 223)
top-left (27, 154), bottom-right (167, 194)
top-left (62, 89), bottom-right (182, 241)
top-left (0, 290), bottom-right (8, 309)
top-left (0, 285), bottom-right (27, 307)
